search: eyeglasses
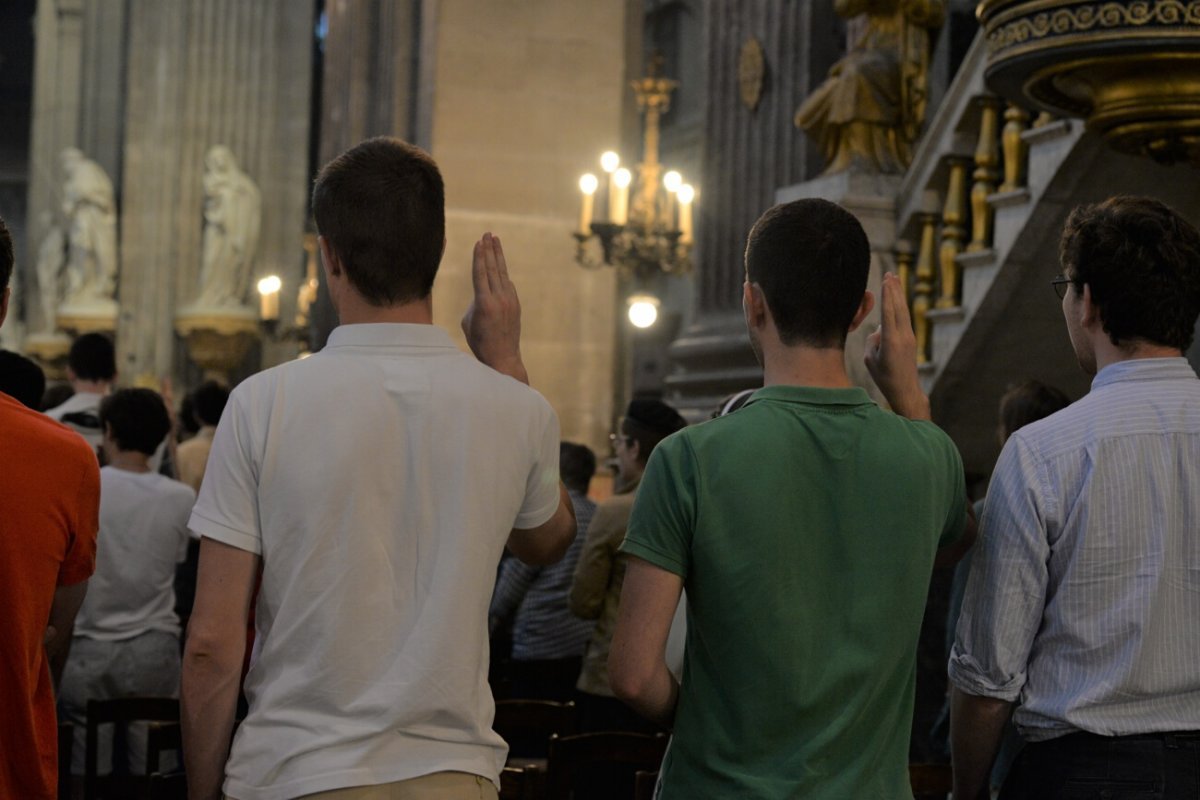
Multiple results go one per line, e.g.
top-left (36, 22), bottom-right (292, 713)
top-left (609, 433), bottom-right (633, 448)
top-left (1051, 274), bottom-right (1074, 300)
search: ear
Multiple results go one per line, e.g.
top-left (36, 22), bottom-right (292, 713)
top-left (847, 290), bottom-right (875, 334)
top-left (318, 235), bottom-right (342, 279)
top-left (1079, 283), bottom-right (1098, 329)
top-left (628, 438), bottom-right (642, 465)
top-left (743, 281), bottom-right (768, 329)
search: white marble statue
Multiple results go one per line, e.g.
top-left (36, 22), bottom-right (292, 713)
top-left (193, 146), bottom-right (262, 309)
top-left (35, 212), bottom-right (67, 332)
top-left (60, 148), bottom-right (118, 309)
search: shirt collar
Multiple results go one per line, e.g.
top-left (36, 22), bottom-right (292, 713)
top-left (747, 384), bottom-right (874, 409)
top-left (324, 323), bottom-right (458, 351)
top-left (1091, 357), bottom-right (1197, 391)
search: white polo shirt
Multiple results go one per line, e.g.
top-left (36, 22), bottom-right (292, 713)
top-left (189, 323), bottom-right (560, 800)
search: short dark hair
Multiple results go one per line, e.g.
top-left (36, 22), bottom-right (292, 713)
top-left (621, 398), bottom-right (687, 467)
top-left (0, 350), bottom-right (47, 409)
top-left (0, 215), bottom-right (12, 291)
top-left (998, 380), bottom-right (1071, 442)
top-left (99, 388), bottom-right (171, 456)
top-left (744, 199), bottom-right (871, 348)
top-left (68, 333), bottom-right (116, 382)
top-left (41, 384), bottom-right (75, 412)
top-left (560, 441), bottom-right (597, 494)
top-left (1060, 196), bottom-right (1200, 351)
top-left (190, 380), bottom-right (229, 427)
top-left (312, 137), bottom-right (445, 306)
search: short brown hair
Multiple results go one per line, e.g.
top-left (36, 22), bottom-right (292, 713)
top-left (312, 137), bottom-right (445, 306)
top-left (1059, 196), bottom-right (1200, 351)
top-left (998, 380), bottom-right (1070, 441)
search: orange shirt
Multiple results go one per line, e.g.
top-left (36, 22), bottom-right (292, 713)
top-left (0, 392), bottom-right (100, 800)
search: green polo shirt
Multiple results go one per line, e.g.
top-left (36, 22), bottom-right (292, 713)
top-left (622, 385), bottom-right (965, 799)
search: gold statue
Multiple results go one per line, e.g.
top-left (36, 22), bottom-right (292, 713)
top-left (795, 0), bottom-right (945, 175)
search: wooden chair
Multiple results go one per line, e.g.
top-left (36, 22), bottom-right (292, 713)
top-left (499, 765), bottom-right (545, 800)
top-left (633, 769), bottom-right (658, 800)
top-left (909, 762), bottom-right (953, 800)
top-left (545, 731), bottom-right (669, 800)
top-left (144, 722), bottom-right (181, 776)
top-left (494, 699), bottom-right (579, 760)
top-left (59, 723), bottom-right (74, 800)
top-left (145, 771), bottom-right (187, 799)
top-left (84, 697), bottom-right (180, 800)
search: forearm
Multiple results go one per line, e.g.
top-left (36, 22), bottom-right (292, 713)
top-left (182, 637), bottom-right (245, 800)
top-left (951, 687), bottom-right (1013, 800)
top-left (616, 659), bottom-right (679, 729)
top-left (886, 387), bottom-right (931, 421)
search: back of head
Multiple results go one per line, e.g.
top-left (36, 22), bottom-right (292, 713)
top-left (190, 380), bottom-right (230, 427)
top-left (100, 388), bottom-right (171, 456)
top-left (560, 441), bottom-right (597, 495)
top-left (1059, 196), bottom-right (1200, 351)
top-left (621, 398), bottom-right (687, 466)
top-left (0, 215), bottom-right (12, 293)
top-left (312, 137), bottom-right (445, 306)
top-left (998, 380), bottom-right (1071, 442)
top-left (68, 333), bottom-right (117, 383)
top-left (0, 350), bottom-right (47, 409)
top-left (41, 383), bottom-right (75, 412)
top-left (744, 199), bottom-right (871, 348)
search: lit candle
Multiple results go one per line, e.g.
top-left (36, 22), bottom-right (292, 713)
top-left (612, 168), bottom-right (632, 226)
top-left (600, 151), bottom-right (619, 223)
top-left (257, 275), bottom-right (282, 322)
top-left (677, 184), bottom-right (695, 244)
top-left (578, 173), bottom-right (598, 234)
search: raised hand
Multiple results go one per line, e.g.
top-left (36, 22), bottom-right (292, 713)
top-left (864, 272), bottom-right (930, 420)
top-left (461, 233), bottom-right (529, 385)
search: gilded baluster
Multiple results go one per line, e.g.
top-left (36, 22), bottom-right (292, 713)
top-left (968, 97), bottom-right (1002, 252)
top-left (1034, 111), bottom-right (1055, 128)
top-left (937, 159), bottom-right (969, 309)
top-left (913, 213), bottom-right (938, 365)
top-left (1000, 104), bottom-right (1031, 192)
top-left (893, 240), bottom-right (914, 304)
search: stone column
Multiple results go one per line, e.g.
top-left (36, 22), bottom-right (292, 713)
top-left (117, 0), bottom-right (314, 384)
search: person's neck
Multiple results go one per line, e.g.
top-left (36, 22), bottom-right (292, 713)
top-left (108, 451), bottom-right (151, 473)
top-left (336, 295), bottom-right (434, 326)
top-left (761, 343), bottom-right (855, 389)
top-left (71, 380), bottom-right (110, 395)
top-left (1092, 337), bottom-right (1182, 374)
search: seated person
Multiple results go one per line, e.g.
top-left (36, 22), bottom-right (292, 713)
top-left (0, 349), bottom-right (47, 409)
top-left (57, 388), bottom-right (196, 775)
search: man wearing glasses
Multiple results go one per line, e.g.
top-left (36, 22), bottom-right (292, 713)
top-left (950, 196), bottom-right (1200, 799)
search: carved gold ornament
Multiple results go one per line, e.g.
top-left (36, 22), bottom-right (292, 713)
top-left (739, 38), bottom-right (766, 110)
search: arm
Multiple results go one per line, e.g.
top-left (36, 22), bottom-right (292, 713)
top-left (864, 271), bottom-right (931, 421)
top-left (569, 506), bottom-right (616, 619)
top-left (490, 557), bottom-right (540, 632)
top-left (182, 537), bottom-right (259, 800)
top-left (951, 688), bottom-right (1013, 800)
top-left (507, 482), bottom-right (576, 567)
top-left (934, 494), bottom-right (977, 568)
top-left (45, 581), bottom-right (88, 687)
top-left (608, 558), bottom-right (684, 727)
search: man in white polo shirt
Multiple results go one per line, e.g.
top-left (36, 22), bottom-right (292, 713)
top-left (181, 137), bottom-right (577, 800)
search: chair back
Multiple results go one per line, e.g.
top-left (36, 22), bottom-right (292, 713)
top-left (58, 723), bottom-right (74, 800)
top-left (146, 771), bottom-right (187, 799)
top-left (633, 769), bottom-right (659, 800)
top-left (546, 731), bottom-right (668, 800)
top-left (84, 697), bottom-right (181, 800)
top-left (494, 699), bottom-right (579, 759)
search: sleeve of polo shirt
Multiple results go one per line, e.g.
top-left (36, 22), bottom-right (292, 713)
top-left (188, 388), bottom-right (263, 554)
top-left (59, 446), bottom-right (100, 586)
top-left (514, 398), bottom-right (561, 530)
top-left (948, 432), bottom-right (1050, 701)
top-left (620, 433), bottom-right (697, 579)
top-left (934, 431), bottom-right (968, 549)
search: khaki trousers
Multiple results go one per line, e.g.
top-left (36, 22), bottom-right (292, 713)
top-left (227, 772), bottom-right (499, 800)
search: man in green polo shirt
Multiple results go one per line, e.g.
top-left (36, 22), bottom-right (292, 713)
top-left (608, 198), bottom-right (971, 799)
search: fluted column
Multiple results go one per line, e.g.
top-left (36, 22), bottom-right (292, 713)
top-left (968, 97), bottom-right (1002, 251)
top-left (937, 159), bottom-right (970, 309)
top-left (1000, 104), bottom-right (1031, 192)
top-left (913, 213), bottom-right (938, 364)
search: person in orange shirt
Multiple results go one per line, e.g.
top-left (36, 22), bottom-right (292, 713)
top-left (0, 215), bottom-right (101, 800)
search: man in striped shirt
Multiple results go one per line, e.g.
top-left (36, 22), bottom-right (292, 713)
top-left (950, 196), bottom-right (1200, 799)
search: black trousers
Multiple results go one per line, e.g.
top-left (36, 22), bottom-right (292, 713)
top-left (1000, 730), bottom-right (1200, 799)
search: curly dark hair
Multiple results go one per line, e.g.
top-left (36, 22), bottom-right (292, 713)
top-left (1059, 196), bottom-right (1200, 351)
top-left (99, 388), bottom-right (171, 456)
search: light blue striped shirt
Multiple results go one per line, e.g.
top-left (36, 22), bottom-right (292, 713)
top-left (949, 357), bottom-right (1200, 741)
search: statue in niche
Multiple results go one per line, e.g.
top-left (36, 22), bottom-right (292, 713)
top-left (794, 0), bottom-right (945, 175)
top-left (193, 146), bottom-right (262, 310)
top-left (60, 148), bottom-right (119, 308)
top-left (35, 212), bottom-right (67, 332)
